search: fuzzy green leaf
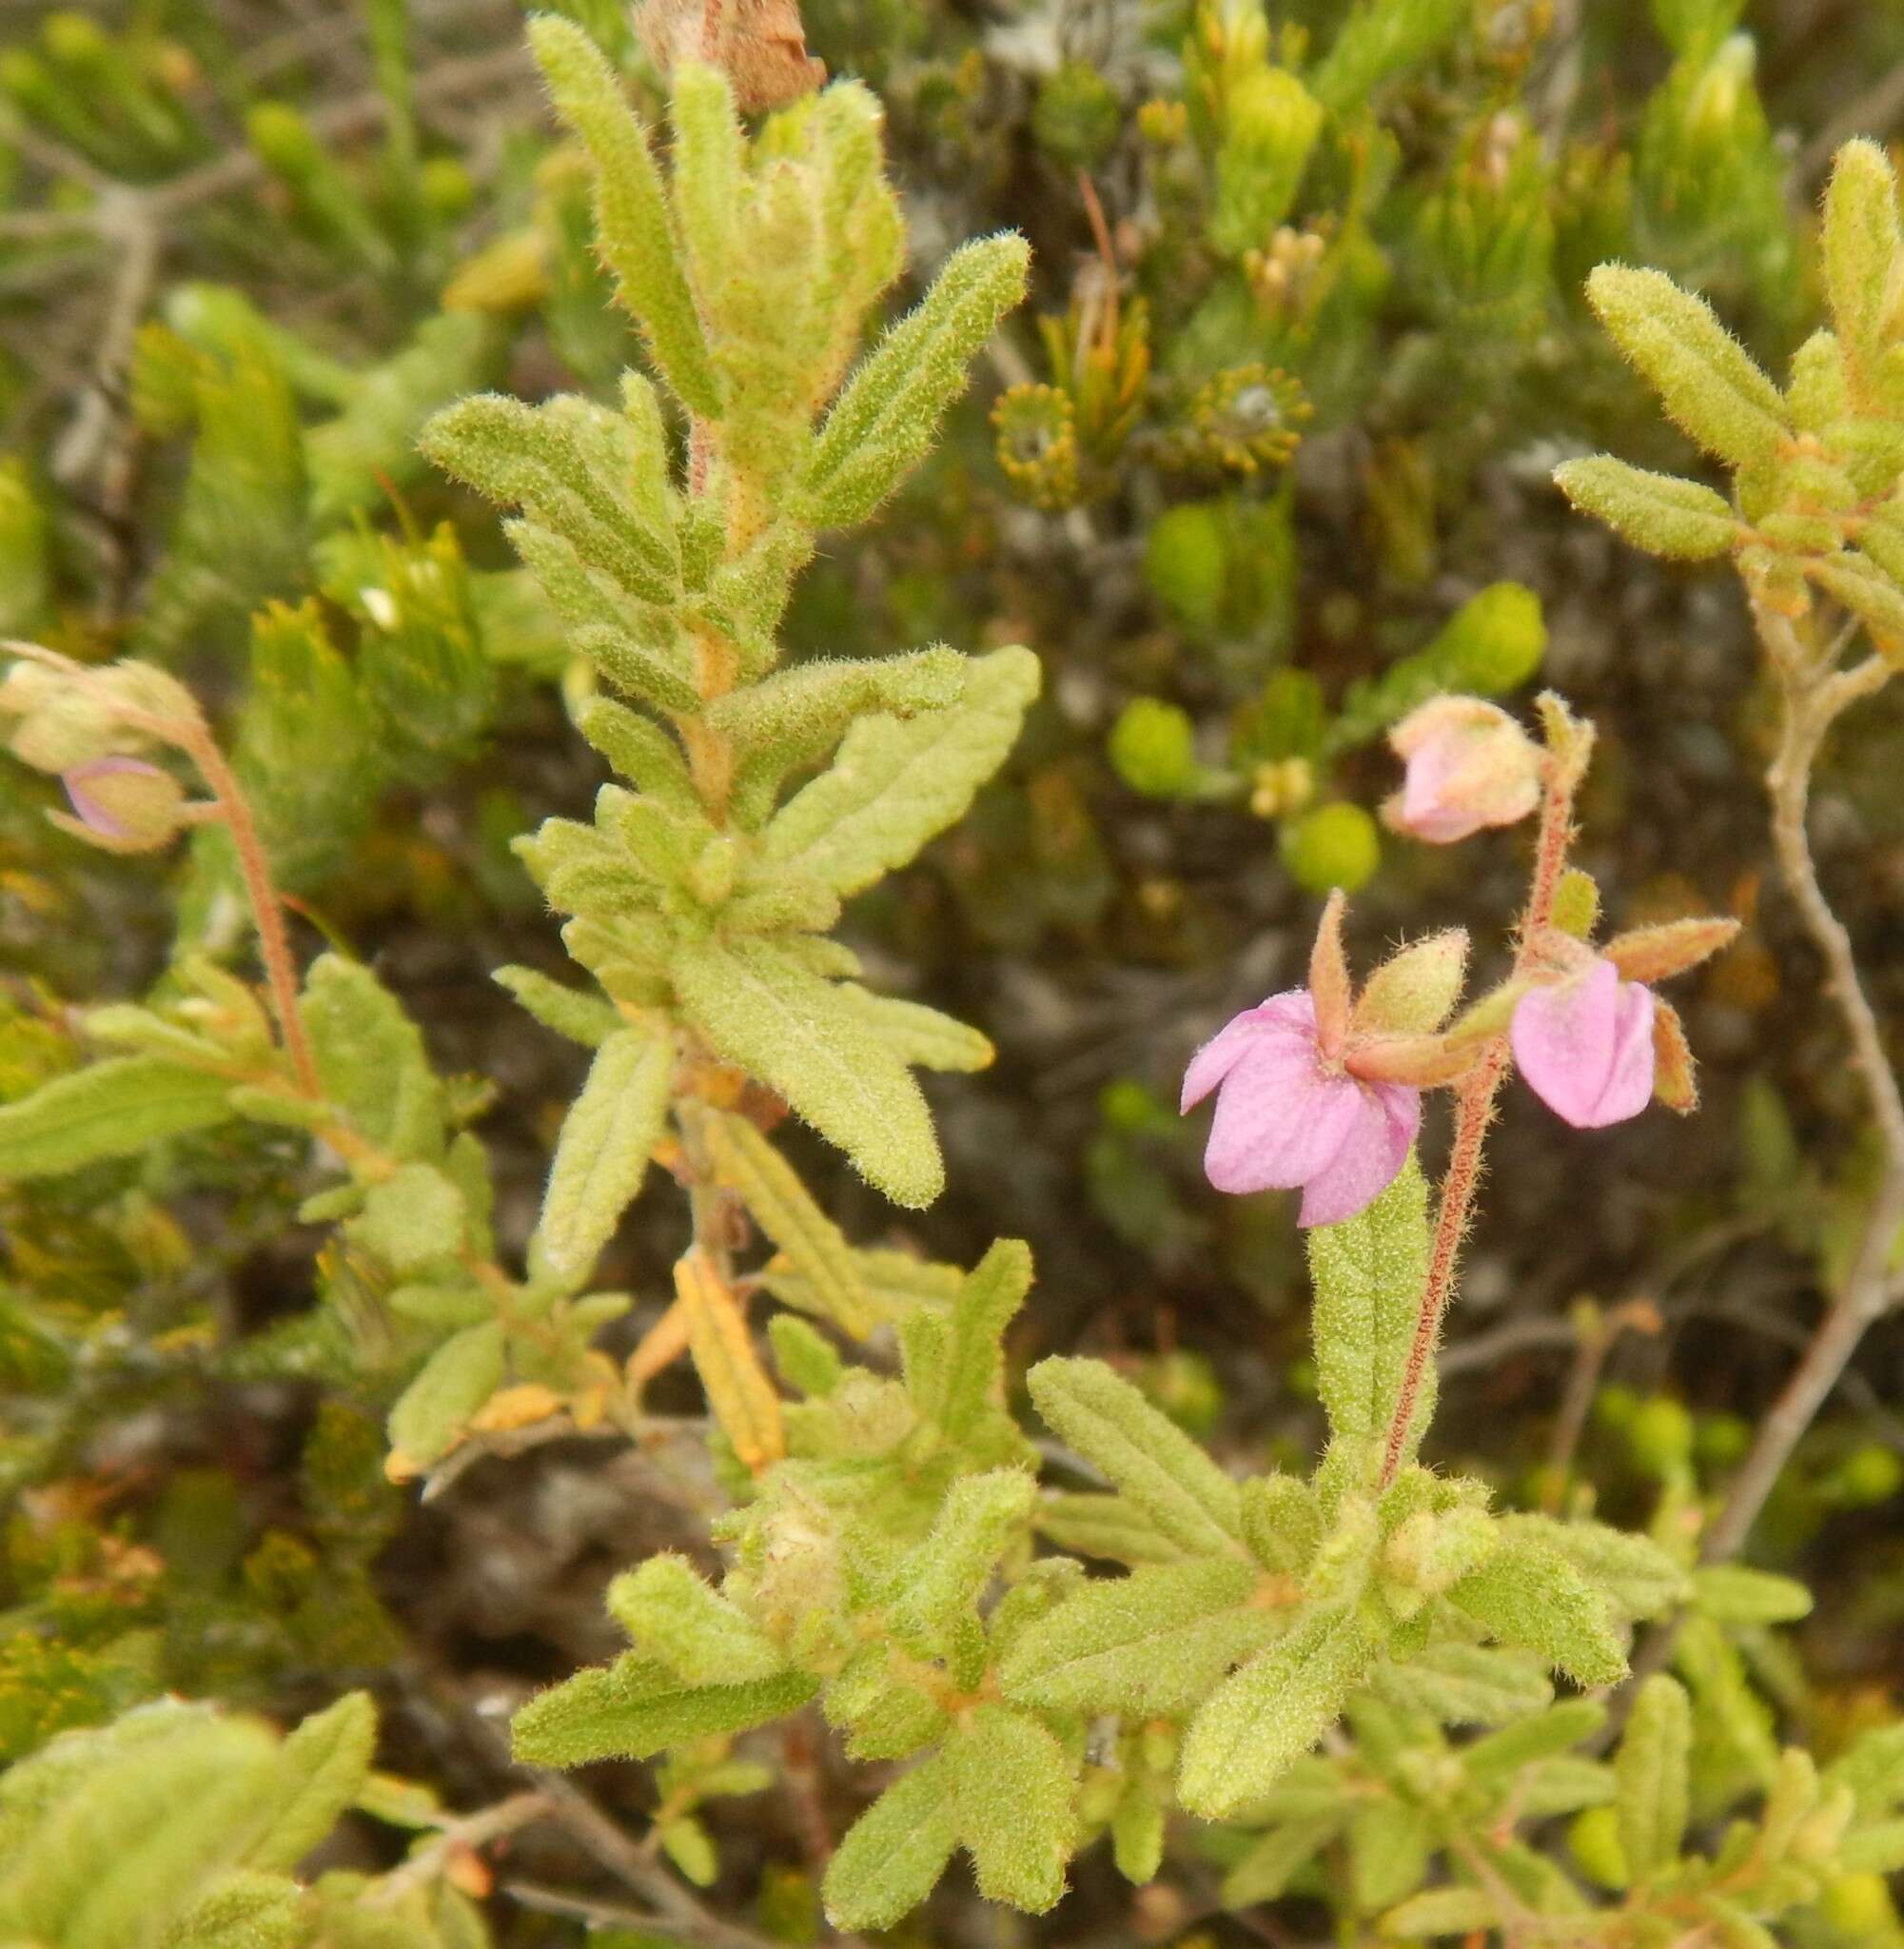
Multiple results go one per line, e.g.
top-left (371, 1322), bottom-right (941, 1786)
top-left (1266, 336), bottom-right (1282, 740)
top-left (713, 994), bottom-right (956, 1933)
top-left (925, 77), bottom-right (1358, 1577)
top-left (351, 1163), bottom-right (466, 1276)
top-left (823, 1751), bottom-right (959, 1930)
top-left (606, 1555), bottom-right (786, 1685)
top-left (1554, 456), bottom-right (1738, 561)
top-left (1365, 1642), bottom-right (1553, 1727)
top-left (949, 1703), bottom-right (1077, 1913)
top-left (1178, 1609), bottom-right (1374, 1819)
top-left (1348, 1796), bottom-right (1433, 1913)
top-left (1034, 1492), bottom-right (1190, 1566)
top-left (1221, 1816), bottom-right (1342, 1906)
top-left (672, 935), bottom-right (943, 1208)
top-left (1615, 1674), bottom-right (1691, 1882)
top-left (1000, 1558), bottom-right (1281, 1716)
top-left (1823, 139), bottom-right (1901, 375)
top-left (302, 954), bottom-right (444, 1161)
top-left (1586, 265), bottom-right (1788, 465)
top-left (0, 1058), bottom-right (233, 1182)
top-left (829, 985), bottom-right (994, 1073)
top-left (494, 966), bottom-right (623, 1048)
top-left (386, 1321), bottom-right (505, 1470)
top-left (934, 1239), bottom-right (1034, 1438)
top-left (158, 1873), bottom-right (303, 1949)
top-left (1309, 1153), bottom-right (1432, 1483)
top-left (526, 15), bottom-right (719, 416)
top-left (1027, 1357), bottom-right (1244, 1557)
top-left (536, 1025), bottom-right (674, 1279)
top-left (512, 1657), bottom-right (817, 1766)
top-left (761, 643), bottom-right (1038, 897)
top-left (887, 1468), bottom-right (1036, 1640)
top-left (574, 696), bottom-right (699, 812)
top-left (1691, 1564), bottom-right (1814, 1625)
top-left (1381, 1885), bottom-right (1499, 1936)
top-left (1447, 1538), bottom-right (1627, 1688)
top-left (703, 1110), bottom-right (873, 1336)
top-left (805, 234), bottom-right (1029, 527)
top-left (234, 1692), bottom-right (376, 1875)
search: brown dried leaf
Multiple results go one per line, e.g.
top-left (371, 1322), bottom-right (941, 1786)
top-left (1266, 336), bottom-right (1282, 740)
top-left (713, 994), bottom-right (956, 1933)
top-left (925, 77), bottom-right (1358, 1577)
top-left (673, 1250), bottom-right (786, 1471)
top-left (637, 0), bottom-right (826, 111)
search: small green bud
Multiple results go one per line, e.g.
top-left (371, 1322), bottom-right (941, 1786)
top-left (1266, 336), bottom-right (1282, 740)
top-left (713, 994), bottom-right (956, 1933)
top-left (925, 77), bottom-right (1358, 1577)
top-left (422, 156), bottom-right (475, 221)
top-left (1819, 1872), bottom-right (1896, 1936)
top-left (246, 101), bottom-right (322, 175)
top-left (688, 835), bottom-right (740, 907)
top-left (1145, 502), bottom-right (1228, 630)
top-left (1695, 1412), bottom-right (1752, 1468)
top-left (1627, 1395), bottom-right (1696, 1479)
top-left (1550, 867), bottom-right (1601, 940)
top-left (1354, 931), bottom-right (1469, 1036)
top-left (1593, 1382), bottom-right (1639, 1432)
top-left (1431, 583), bottom-right (1546, 695)
top-left (1833, 1443), bottom-right (1903, 1506)
top-left (54, 758), bottom-right (190, 854)
top-left (1281, 801), bottom-right (1380, 895)
top-left (1568, 1805), bottom-right (1629, 1889)
top-left (1109, 698), bottom-right (1200, 798)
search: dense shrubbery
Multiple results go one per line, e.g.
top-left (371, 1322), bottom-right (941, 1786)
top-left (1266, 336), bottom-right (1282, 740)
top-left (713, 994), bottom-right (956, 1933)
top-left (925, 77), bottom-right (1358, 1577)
top-left (6, 1), bottom-right (1904, 1943)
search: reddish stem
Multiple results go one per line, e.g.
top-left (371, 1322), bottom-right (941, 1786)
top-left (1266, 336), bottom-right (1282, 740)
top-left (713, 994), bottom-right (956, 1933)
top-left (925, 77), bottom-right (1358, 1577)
top-left (1377, 743), bottom-right (1579, 1487)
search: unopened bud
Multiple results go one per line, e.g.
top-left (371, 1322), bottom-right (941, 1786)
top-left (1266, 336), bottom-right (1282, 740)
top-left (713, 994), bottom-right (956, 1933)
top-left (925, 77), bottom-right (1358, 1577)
top-left (1354, 930), bottom-right (1469, 1036)
top-left (56, 757), bottom-right (188, 852)
top-left (1384, 696), bottom-right (1541, 844)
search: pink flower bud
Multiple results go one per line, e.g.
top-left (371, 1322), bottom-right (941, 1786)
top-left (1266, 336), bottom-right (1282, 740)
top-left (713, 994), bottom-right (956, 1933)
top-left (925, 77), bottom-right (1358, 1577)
top-left (1384, 697), bottom-right (1541, 844)
top-left (58, 757), bottom-right (187, 852)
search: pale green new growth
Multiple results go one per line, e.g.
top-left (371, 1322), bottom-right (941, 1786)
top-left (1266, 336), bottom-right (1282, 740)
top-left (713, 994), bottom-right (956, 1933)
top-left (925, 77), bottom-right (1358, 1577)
top-left (537, 1025), bottom-right (674, 1277)
top-left (1554, 455), bottom-right (1738, 560)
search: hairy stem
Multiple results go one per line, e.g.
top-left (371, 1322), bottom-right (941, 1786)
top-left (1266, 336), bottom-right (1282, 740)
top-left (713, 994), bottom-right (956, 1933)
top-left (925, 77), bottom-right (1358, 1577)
top-left (178, 723), bottom-right (321, 1099)
top-left (1379, 732), bottom-right (1580, 1487)
top-left (1700, 618), bottom-right (1904, 1561)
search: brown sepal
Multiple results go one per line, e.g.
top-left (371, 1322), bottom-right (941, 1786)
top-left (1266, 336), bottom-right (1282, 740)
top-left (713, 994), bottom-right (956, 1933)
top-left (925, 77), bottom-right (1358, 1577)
top-left (1604, 916), bottom-right (1740, 985)
top-left (1651, 997), bottom-right (1698, 1113)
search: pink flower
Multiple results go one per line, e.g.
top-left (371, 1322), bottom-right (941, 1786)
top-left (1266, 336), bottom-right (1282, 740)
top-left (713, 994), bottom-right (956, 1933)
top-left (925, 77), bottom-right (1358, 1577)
top-left (1384, 698), bottom-right (1541, 844)
top-left (1510, 956), bottom-right (1656, 1129)
top-left (1181, 990), bottom-right (1421, 1227)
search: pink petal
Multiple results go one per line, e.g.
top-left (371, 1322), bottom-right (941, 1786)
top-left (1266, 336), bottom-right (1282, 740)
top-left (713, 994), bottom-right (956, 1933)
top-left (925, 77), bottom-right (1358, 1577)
top-left (1512, 959), bottom-right (1656, 1129)
top-left (1181, 990), bottom-right (1312, 1112)
top-left (1203, 1039), bottom-right (1364, 1195)
top-left (1401, 742), bottom-right (1484, 843)
top-left (1582, 980), bottom-right (1656, 1127)
top-left (1297, 1082), bottom-right (1421, 1227)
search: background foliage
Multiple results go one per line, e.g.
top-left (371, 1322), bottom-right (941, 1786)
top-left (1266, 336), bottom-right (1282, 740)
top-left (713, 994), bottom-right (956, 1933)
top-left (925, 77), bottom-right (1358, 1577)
top-left (8, 0), bottom-right (1904, 1943)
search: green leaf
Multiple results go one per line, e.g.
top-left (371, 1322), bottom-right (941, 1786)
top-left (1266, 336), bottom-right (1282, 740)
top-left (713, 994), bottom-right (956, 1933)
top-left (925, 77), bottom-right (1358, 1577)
top-left (1311, 0), bottom-right (1467, 109)
top-left (767, 1313), bottom-right (843, 1396)
top-left (386, 1321), bottom-right (505, 1471)
top-left (823, 1751), bottom-right (959, 1931)
top-left (1822, 139), bottom-right (1901, 376)
top-left (420, 393), bottom-right (678, 608)
top-left (1691, 1564), bottom-right (1814, 1625)
top-left (1308, 1153), bottom-right (1432, 1485)
top-left (703, 1111), bottom-right (873, 1336)
top-left (574, 695), bottom-right (698, 812)
top-left (805, 234), bottom-right (1031, 527)
top-left (0, 1058), bottom-right (233, 1182)
top-left (1000, 1558), bottom-right (1281, 1716)
top-left (1035, 1492), bottom-right (1190, 1566)
top-left (1615, 1674), bottom-right (1690, 1883)
top-left (1364, 1642), bottom-right (1553, 1727)
top-left (536, 1025), bottom-right (674, 1279)
top-left (1178, 1609), bottom-right (1374, 1819)
top-left (605, 1555), bottom-right (786, 1685)
top-left (949, 1703), bottom-right (1076, 1913)
top-left (235, 1692), bottom-right (377, 1874)
top-left (761, 643), bottom-right (1038, 897)
top-left (1460, 1699), bottom-right (1605, 1779)
top-left (934, 1239), bottom-right (1034, 1438)
top-left (1111, 1783), bottom-right (1165, 1885)
top-left (1381, 1884), bottom-right (1498, 1936)
top-left (301, 954), bottom-right (444, 1160)
top-left (526, 15), bottom-right (720, 417)
top-left (1447, 1538), bottom-right (1628, 1689)
top-left (1554, 457), bottom-right (1738, 561)
top-left (512, 1657), bottom-right (817, 1766)
top-left (159, 1873), bottom-right (303, 1949)
top-left (1027, 1357), bottom-right (1244, 1557)
top-left (1221, 1816), bottom-right (1342, 1906)
top-left (672, 935), bottom-right (943, 1208)
top-left (887, 1469), bottom-right (1036, 1641)
top-left (1348, 1796), bottom-right (1432, 1913)
top-left (828, 985), bottom-right (994, 1073)
top-left (494, 966), bottom-right (623, 1048)
top-left (1585, 265), bottom-right (1788, 466)
top-left (351, 1163), bottom-right (466, 1276)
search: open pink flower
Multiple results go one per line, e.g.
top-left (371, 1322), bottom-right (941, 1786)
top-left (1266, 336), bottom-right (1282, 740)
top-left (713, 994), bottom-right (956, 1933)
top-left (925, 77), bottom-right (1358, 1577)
top-left (1181, 991), bottom-right (1421, 1226)
top-left (1510, 956), bottom-right (1655, 1129)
